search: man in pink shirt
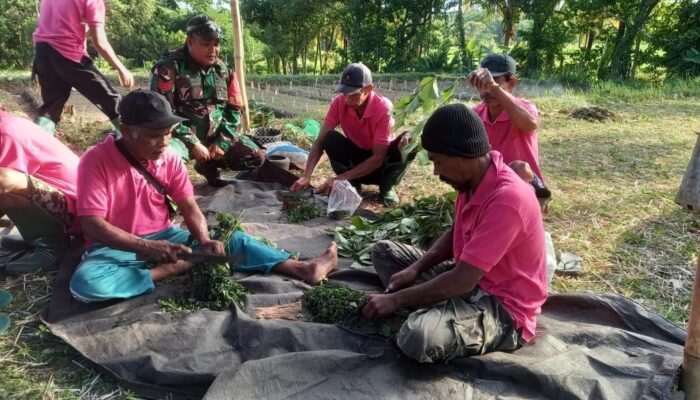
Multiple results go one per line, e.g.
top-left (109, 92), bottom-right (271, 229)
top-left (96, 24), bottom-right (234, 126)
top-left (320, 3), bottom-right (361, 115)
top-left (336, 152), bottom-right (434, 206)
top-left (362, 104), bottom-right (548, 363)
top-left (291, 63), bottom-right (416, 206)
top-left (468, 54), bottom-right (551, 209)
top-left (0, 110), bottom-right (79, 273)
top-left (69, 90), bottom-right (337, 302)
top-left (32, 0), bottom-right (134, 134)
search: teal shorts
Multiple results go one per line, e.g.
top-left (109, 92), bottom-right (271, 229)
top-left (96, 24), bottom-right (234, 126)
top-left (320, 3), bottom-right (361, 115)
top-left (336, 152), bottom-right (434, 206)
top-left (69, 226), bottom-right (290, 302)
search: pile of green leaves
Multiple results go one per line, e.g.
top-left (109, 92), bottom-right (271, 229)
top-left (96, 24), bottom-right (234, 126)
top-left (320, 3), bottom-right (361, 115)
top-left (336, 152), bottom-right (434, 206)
top-left (334, 192), bottom-right (456, 267)
top-left (302, 284), bottom-right (367, 324)
top-left (158, 263), bottom-right (249, 312)
top-left (282, 199), bottom-right (326, 223)
top-left (212, 212), bottom-right (244, 244)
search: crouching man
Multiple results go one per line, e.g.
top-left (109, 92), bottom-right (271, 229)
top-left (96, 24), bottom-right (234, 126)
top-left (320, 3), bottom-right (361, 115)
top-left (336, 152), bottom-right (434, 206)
top-left (362, 104), bottom-right (548, 362)
top-left (70, 90), bottom-right (337, 302)
top-left (0, 110), bottom-right (79, 273)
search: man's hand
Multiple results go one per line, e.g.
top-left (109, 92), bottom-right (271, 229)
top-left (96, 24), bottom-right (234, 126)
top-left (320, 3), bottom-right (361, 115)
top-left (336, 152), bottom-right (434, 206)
top-left (138, 239), bottom-right (192, 264)
top-left (191, 143), bottom-right (211, 163)
top-left (387, 265), bottom-right (419, 292)
top-left (118, 68), bottom-right (134, 89)
top-left (467, 67), bottom-right (498, 93)
top-left (208, 144), bottom-right (225, 160)
top-left (198, 239), bottom-right (225, 255)
top-left (290, 176), bottom-right (311, 192)
top-left (397, 131), bottom-right (412, 151)
top-left (362, 293), bottom-right (401, 319)
top-left (315, 177), bottom-right (337, 196)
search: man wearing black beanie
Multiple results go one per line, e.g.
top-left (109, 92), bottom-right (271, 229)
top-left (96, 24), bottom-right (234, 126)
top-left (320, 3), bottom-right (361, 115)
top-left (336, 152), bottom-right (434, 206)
top-left (362, 103), bottom-right (548, 363)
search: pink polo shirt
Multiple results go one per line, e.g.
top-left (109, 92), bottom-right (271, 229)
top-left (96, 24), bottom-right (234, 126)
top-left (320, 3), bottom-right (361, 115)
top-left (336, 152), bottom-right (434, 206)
top-left (0, 111), bottom-right (79, 213)
top-left (323, 92), bottom-right (394, 150)
top-left (453, 151), bottom-right (547, 341)
top-left (33, 0), bottom-right (106, 64)
top-left (77, 136), bottom-right (193, 247)
top-left (473, 99), bottom-right (544, 183)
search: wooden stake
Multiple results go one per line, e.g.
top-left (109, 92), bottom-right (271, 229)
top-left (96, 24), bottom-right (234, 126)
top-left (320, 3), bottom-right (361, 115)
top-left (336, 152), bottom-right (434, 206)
top-left (681, 255), bottom-right (700, 397)
top-left (230, 0), bottom-right (250, 132)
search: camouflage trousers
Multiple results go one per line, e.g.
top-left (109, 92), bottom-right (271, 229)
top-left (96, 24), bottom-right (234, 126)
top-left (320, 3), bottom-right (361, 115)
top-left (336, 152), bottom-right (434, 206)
top-left (372, 240), bottom-right (523, 363)
top-left (27, 175), bottom-right (74, 229)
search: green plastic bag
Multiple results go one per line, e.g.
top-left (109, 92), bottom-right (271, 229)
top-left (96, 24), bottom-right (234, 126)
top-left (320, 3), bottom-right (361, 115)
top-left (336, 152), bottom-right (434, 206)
top-left (285, 119), bottom-right (320, 140)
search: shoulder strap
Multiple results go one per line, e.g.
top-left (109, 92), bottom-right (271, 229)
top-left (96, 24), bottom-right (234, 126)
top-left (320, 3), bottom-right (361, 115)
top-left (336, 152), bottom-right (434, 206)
top-left (114, 139), bottom-right (167, 196)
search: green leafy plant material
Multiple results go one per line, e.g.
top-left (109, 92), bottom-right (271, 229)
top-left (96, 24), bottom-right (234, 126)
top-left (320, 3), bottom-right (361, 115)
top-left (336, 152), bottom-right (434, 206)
top-left (282, 199), bottom-right (326, 223)
top-left (333, 192), bottom-right (456, 267)
top-left (302, 284), bottom-right (367, 324)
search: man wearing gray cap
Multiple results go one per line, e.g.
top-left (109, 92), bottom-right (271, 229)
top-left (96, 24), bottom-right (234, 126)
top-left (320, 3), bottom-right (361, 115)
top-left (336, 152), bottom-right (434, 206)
top-left (468, 54), bottom-right (551, 209)
top-left (290, 63), bottom-right (416, 206)
top-left (70, 90), bottom-right (337, 302)
top-left (362, 103), bottom-right (547, 363)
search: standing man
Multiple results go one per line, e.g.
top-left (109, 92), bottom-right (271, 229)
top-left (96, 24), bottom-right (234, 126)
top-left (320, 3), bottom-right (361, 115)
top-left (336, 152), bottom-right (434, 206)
top-left (362, 104), bottom-right (547, 363)
top-left (468, 54), bottom-right (551, 207)
top-left (0, 110), bottom-right (79, 273)
top-left (32, 0), bottom-right (134, 134)
top-left (69, 90), bottom-right (337, 302)
top-left (290, 63), bottom-right (416, 206)
top-left (151, 15), bottom-right (264, 188)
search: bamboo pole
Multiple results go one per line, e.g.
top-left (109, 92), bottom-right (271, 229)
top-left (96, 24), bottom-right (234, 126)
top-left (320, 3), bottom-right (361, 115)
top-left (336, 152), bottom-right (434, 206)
top-left (681, 255), bottom-right (700, 398)
top-left (230, 0), bottom-right (250, 132)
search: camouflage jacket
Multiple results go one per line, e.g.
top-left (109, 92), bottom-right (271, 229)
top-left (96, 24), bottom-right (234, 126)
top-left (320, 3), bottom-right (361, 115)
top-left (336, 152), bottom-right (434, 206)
top-left (150, 47), bottom-right (241, 153)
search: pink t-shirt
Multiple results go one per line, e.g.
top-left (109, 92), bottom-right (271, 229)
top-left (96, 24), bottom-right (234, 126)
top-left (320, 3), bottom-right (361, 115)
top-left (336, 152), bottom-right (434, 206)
top-left (323, 92), bottom-right (394, 150)
top-left (452, 151), bottom-right (547, 341)
top-left (33, 0), bottom-right (106, 64)
top-left (473, 99), bottom-right (544, 183)
top-left (0, 111), bottom-right (79, 213)
top-left (77, 136), bottom-right (193, 247)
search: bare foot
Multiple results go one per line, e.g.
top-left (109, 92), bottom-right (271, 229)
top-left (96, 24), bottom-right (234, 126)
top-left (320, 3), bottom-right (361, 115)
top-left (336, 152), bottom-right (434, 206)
top-left (306, 241), bottom-right (338, 285)
top-left (150, 260), bottom-right (195, 282)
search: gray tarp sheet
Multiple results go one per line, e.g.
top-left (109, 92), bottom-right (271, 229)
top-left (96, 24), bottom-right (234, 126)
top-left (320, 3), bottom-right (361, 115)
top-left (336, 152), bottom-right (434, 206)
top-left (40, 180), bottom-right (687, 400)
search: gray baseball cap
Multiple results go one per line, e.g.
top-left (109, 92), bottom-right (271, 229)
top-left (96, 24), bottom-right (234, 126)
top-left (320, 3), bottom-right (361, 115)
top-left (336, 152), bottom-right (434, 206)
top-left (335, 63), bottom-right (372, 94)
top-left (480, 53), bottom-right (516, 77)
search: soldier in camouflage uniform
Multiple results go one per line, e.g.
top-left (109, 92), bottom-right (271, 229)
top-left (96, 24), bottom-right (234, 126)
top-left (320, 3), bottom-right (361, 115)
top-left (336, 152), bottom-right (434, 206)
top-left (151, 15), bottom-right (264, 187)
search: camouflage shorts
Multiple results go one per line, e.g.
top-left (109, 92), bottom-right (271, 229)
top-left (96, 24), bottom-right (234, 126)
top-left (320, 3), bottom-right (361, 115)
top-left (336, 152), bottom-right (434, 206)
top-left (27, 175), bottom-right (74, 229)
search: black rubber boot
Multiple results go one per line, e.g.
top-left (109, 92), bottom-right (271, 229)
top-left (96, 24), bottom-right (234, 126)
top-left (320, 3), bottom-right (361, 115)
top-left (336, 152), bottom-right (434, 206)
top-left (0, 235), bottom-right (33, 252)
top-left (3, 202), bottom-right (69, 273)
top-left (195, 161), bottom-right (230, 188)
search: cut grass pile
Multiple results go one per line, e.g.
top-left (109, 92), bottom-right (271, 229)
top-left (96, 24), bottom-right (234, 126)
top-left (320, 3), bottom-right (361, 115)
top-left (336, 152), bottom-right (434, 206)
top-left (0, 76), bottom-right (697, 398)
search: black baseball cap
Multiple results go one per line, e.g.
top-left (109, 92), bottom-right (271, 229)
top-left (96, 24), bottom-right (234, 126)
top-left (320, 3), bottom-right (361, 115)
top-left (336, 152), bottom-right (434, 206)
top-left (119, 90), bottom-right (187, 129)
top-left (335, 63), bottom-right (372, 94)
top-left (480, 53), bottom-right (516, 77)
top-left (186, 15), bottom-right (221, 40)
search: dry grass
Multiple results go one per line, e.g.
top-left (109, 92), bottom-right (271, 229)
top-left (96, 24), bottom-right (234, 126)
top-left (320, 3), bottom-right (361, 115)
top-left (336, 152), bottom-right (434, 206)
top-left (0, 77), bottom-right (698, 398)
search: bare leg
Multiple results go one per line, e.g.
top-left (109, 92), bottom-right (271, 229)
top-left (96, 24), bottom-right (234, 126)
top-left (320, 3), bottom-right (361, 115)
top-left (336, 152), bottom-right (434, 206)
top-left (150, 260), bottom-right (196, 282)
top-left (272, 242), bottom-right (338, 285)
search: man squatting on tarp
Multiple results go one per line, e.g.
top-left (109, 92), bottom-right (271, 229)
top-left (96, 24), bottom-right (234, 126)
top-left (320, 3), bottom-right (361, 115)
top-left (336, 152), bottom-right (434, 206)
top-left (69, 90), bottom-right (338, 302)
top-left (362, 104), bottom-right (548, 363)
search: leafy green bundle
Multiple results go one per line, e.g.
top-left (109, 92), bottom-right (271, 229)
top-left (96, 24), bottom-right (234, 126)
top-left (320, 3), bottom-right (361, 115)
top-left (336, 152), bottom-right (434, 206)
top-left (302, 284), bottom-right (367, 324)
top-left (334, 192), bottom-right (456, 268)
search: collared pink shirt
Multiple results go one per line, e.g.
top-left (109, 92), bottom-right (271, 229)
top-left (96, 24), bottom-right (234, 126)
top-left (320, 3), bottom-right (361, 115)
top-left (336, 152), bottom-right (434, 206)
top-left (453, 151), bottom-right (547, 341)
top-left (77, 136), bottom-right (193, 247)
top-left (323, 91), bottom-right (394, 150)
top-left (33, 0), bottom-right (106, 64)
top-left (473, 99), bottom-right (544, 183)
top-left (0, 111), bottom-right (79, 213)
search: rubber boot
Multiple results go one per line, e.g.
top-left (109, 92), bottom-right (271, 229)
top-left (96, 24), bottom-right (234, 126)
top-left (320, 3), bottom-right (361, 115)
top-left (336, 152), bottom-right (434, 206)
top-left (2, 203), bottom-right (69, 273)
top-left (110, 117), bottom-right (122, 139)
top-left (35, 116), bottom-right (56, 135)
top-left (0, 234), bottom-right (33, 252)
top-left (195, 161), bottom-right (229, 188)
top-left (378, 161), bottom-right (412, 207)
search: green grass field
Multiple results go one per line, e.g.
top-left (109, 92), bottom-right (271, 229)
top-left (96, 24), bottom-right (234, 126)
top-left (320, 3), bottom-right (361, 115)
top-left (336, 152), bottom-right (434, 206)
top-left (0, 75), bottom-right (698, 399)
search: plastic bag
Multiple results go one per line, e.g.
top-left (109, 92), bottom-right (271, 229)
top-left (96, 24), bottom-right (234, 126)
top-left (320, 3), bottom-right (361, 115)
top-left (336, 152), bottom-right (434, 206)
top-left (265, 141), bottom-right (309, 169)
top-left (284, 119), bottom-right (320, 140)
top-left (327, 180), bottom-right (362, 219)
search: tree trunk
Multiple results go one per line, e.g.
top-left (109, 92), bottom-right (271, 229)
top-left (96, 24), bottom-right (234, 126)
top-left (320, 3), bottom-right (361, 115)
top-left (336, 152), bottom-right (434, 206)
top-left (681, 255), bottom-right (700, 398)
top-left (606, 0), bottom-right (660, 79)
top-left (524, 0), bottom-right (556, 77)
top-left (456, 0), bottom-right (470, 71)
top-left (630, 32), bottom-right (642, 78)
top-left (584, 30), bottom-right (596, 63)
top-left (313, 33), bottom-right (321, 74)
top-left (501, 4), bottom-right (520, 47)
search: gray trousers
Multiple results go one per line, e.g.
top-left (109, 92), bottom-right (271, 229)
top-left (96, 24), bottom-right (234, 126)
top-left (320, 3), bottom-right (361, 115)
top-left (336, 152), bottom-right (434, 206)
top-left (372, 240), bottom-right (523, 363)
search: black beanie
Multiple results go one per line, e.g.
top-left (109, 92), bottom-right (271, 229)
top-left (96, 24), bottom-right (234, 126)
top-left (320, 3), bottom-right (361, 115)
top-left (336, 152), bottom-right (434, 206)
top-left (421, 103), bottom-right (490, 158)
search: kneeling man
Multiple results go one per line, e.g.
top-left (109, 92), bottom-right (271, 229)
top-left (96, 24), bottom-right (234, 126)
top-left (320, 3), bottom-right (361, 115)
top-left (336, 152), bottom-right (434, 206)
top-left (362, 103), bottom-right (547, 363)
top-left (70, 90), bottom-right (337, 302)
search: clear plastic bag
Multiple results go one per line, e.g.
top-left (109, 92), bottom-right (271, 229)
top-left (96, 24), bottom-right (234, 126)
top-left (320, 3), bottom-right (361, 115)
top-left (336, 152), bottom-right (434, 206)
top-left (327, 180), bottom-right (362, 219)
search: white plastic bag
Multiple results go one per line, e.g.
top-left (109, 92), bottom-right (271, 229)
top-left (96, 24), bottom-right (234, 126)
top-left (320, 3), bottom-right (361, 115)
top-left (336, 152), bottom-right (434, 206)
top-left (544, 231), bottom-right (556, 284)
top-left (327, 180), bottom-right (362, 218)
top-left (265, 141), bottom-right (309, 170)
